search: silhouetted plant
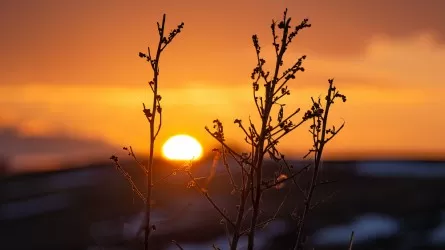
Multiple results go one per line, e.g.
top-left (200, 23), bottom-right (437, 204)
top-left (109, 9), bottom-right (347, 250)
top-left (110, 14), bottom-right (184, 250)
top-left (184, 9), bottom-right (347, 250)
top-left (293, 78), bottom-right (346, 250)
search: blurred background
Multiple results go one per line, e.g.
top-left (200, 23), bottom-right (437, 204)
top-left (1, 156), bottom-right (445, 249)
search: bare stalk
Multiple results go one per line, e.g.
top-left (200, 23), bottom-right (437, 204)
top-left (348, 231), bottom-right (355, 250)
top-left (111, 14), bottom-right (184, 250)
top-left (187, 9), bottom-right (346, 250)
top-left (171, 240), bottom-right (184, 250)
top-left (246, 9), bottom-right (311, 250)
top-left (294, 79), bottom-right (346, 250)
top-left (204, 9), bottom-right (314, 250)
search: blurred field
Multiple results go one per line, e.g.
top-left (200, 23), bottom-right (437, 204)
top-left (1, 159), bottom-right (445, 250)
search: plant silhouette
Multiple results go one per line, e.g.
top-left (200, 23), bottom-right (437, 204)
top-left (110, 8), bottom-right (347, 250)
top-left (110, 14), bottom-right (184, 250)
top-left (195, 9), bottom-right (347, 250)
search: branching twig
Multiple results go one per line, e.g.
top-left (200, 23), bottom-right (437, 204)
top-left (220, 147), bottom-right (239, 192)
top-left (123, 146), bottom-right (148, 174)
top-left (194, 9), bottom-right (346, 250)
top-left (261, 163), bottom-right (311, 191)
top-left (111, 14), bottom-right (184, 250)
top-left (240, 185), bottom-right (291, 236)
top-left (294, 79), bottom-right (346, 250)
top-left (203, 9), bottom-right (316, 250)
top-left (309, 190), bottom-right (338, 211)
top-left (186, 171), bottom-right (236, 228)
top-left (110, 155), bottom-right (146, 203)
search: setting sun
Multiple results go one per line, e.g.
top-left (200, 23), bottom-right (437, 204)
top-left (162, 134), bottom-right (203, 160)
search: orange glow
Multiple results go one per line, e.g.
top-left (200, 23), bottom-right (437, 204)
top-left (162, 134), bottom-right (203, 161)
top-left (1, 1), bottom-right (445, 172)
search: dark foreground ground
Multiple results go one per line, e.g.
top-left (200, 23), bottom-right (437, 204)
top-left (1, 159), bottom-right (444, 250)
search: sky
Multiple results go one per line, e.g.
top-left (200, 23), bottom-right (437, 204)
top-left (1, 0), bottom-right (445, 172)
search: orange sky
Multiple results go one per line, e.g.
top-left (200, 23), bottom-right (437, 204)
top-left (1, 0), bottom-right (445, 171)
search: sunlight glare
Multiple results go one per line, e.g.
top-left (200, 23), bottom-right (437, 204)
top-left (162, 134), bottom-right (203, 160)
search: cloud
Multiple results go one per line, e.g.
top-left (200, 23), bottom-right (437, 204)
top-left (282, 0), bottom-right (445, 56)
top-left (1, 0), bottom-right (445, 86)
top-left (0, 126), bottom-right (117, 173)
top-left (0, 127), bottom-right (110, 155)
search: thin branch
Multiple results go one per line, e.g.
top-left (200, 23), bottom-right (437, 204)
top-left (253, 74), bottom-right (263, 117)
top-left (240, 185), bottom-right (291, 236)
top-left (154, 104), bottom-right (162, 139)
top-left (171, 240), bottom-right (184, 250)
top-left (152, 170), bottom-right (178, 186)
top-left (273, 55), bottom-right (307, 96)
top-left (283, 158), bottom-right (308, 197)
top-left (221, 147), bottom-right (238, 191)
top-left (205, 126), bottom-right (244, 160)
top-left (317, 179), bottom-right (337, 186)
top-left (294, 79), bottom-right (346, 250)
top-left (309, 190), bottom-right (337, 211)
top-left (268, 108), bottom-right (301, 133)
top-left (348, 231), bottom-right (355, 250)
top-left (234, 119), bottom-right (254, 143)
top-left (223, 218), bottom-right (232, 247)
top-left (110, 157), bottom-right (146, 203)
top-left (127, 146), bottom-right (148, 174)
top-left (261, 163), bottom-right (311, 191)
top-left (263, 118), bottom-right (307, 154)
top-left (324, 121), bottom-right (345, 144)
top-left (186, 171), bottom-right (236, 228)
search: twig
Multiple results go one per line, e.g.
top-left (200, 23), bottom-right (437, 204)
top-left (294, 79), bottom-right (347, 250)
top-left (309, 190), bottom-right (337, 211)
top-left (152, 170), bottom-right (178, 186)
top-left (240, 185), bottom-right (291, 236)
top-left (127, 146), bottom-right (148, 174)
top-left (110, 157), bottom-right (147, 203)
top-left (186, 171), bottom-right (236, 228)
top-left (261, 163), bottom-right (311, 191)
top-left (221, 147), bottom-right (238, 191)
top-left (205, 126), bottom-right (244, 159)
top-left (348, 231), bottom-right (355, 250)
top-left (171, 240), bottom-right (184, 250)
top-left (112, 13), bottom-right (184, 250)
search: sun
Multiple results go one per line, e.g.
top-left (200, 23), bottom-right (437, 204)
top-left (162, 134), bottom-right (203, 161)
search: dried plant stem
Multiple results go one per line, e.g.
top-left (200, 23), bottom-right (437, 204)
top-left (114, 161), bottom-right (147, 203)
top-left (241, 186), bottom-right (291, 236)
top-left (143, 15), bottom-right (165, 249)
top-left (348, 231), bottom-right (355, 250)
top-left (111, 13), bottom-right (184, 250)
top-left (294, 79), bottom-right (346, 249)
top-left (204, 9), bottom-right (315, 250)
top-left (248, 130), bottom-right (267, 250)
top-left (230, 170), bottom-right (251, 249)
top-left (247, 9), bottom-right (298, 250)
top-left (171, 240), bottom-right (184, 250)
top-left (195, 9), bottom-right (345, 250)
top-left (186, 171), bottom-right (236, 228)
